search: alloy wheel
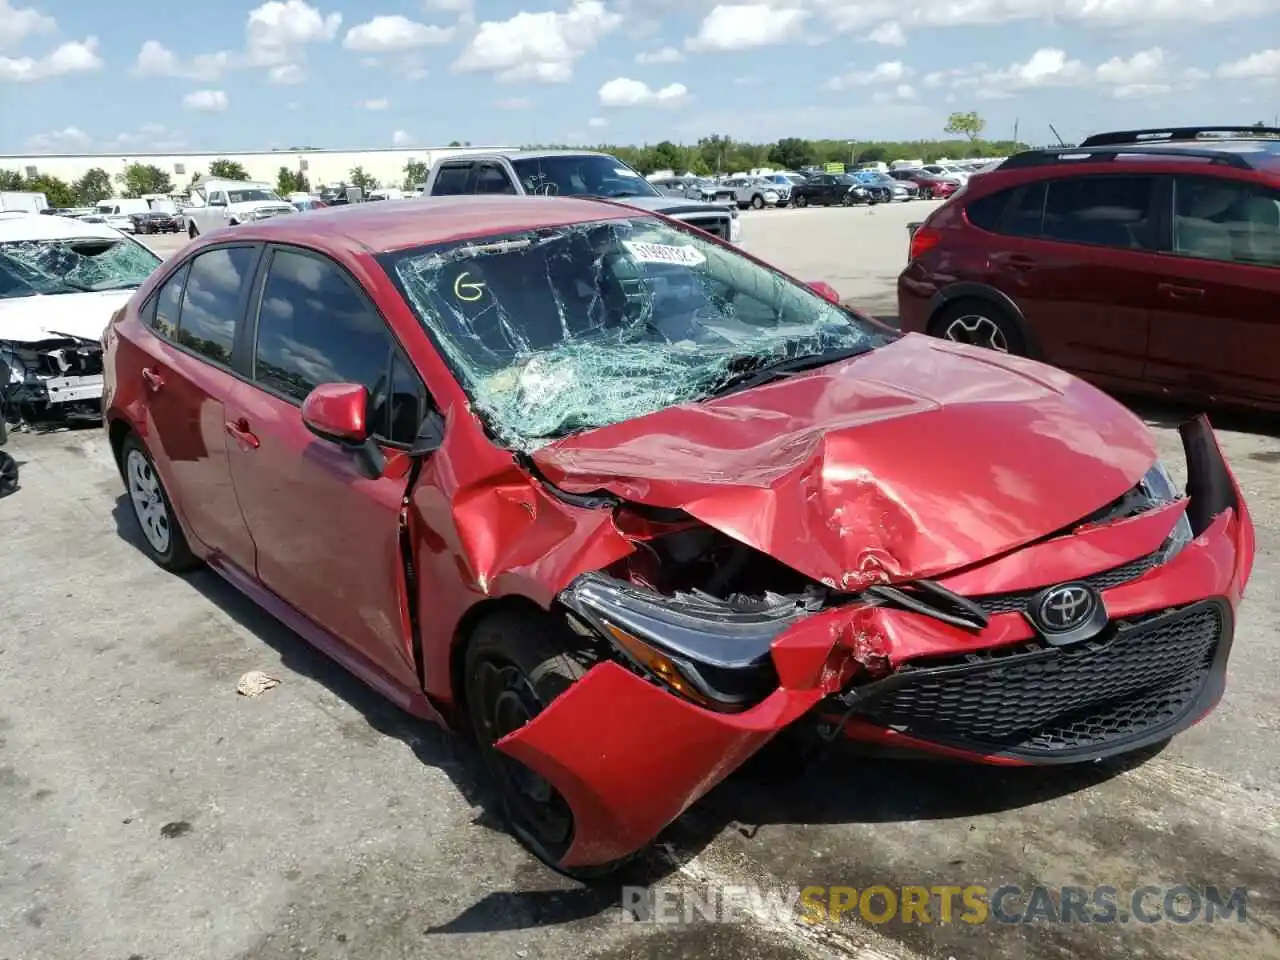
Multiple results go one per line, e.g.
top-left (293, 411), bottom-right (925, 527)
top-left (943, 314), bottom-right (1010, 353)
top-left (126, 449), bottom-right (171, 554)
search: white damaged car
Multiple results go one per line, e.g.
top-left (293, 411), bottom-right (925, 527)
top-left (0, 213), bottom-right (162, 424)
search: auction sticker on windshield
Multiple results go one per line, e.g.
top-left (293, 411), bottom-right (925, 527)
top-left (621, 240), bottom-right (707, 267)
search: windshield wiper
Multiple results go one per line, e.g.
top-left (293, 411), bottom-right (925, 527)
top-left (703, 345), bottom-right (871, 399)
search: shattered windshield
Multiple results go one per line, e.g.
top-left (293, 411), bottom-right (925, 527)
top-left (0, 237), bottom-right (162, 297)
top-left (510, 155), bottom-right (662, 199)
top-left (379, 216), bottom-right (891, 451)
top-left (227, 188), bottom-right (282, 203)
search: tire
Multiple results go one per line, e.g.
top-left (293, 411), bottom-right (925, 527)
top-left (188, 222), bottom-right (199, 239)
top-left (928, 297), bottom-right (1028, 356)
top-left (119, 432), bottom-right (200, 572)
top-left (0, 451), bottom-right (17, 497)
top-left (464, 610), bottom-right (632, 880)
top-left (750, 193), bottom-right (765, 209)
top-left (795, 194), bottom-right (808, 208)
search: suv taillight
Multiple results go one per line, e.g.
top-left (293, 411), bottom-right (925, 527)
top-left (909, 225), bottom-right (941, 260)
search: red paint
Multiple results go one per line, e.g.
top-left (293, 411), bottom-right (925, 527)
top-left (102, 197), bottom-right (1255, 873)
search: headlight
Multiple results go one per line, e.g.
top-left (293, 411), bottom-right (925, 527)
top-left (560, 572), bottom-right (808, 711)
top-left (1143, 460), bottom-right (1194, 559)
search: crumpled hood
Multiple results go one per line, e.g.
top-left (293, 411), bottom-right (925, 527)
top-left (531, 334), bottom-right (1159, 588)
top-left (0, 289), bottom-right (133, 343)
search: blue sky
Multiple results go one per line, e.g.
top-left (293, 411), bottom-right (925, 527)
top-left (2, 0), bottom-right (1278, 155)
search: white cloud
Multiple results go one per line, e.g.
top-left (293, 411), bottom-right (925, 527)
top-left (245, 0), bottom-right (341, 67)
top-left (636, 45), bottom-right (682, 64)
top-left (268, 62), bottom-right (304, 83)
top-left (343, 15), bottom-right (454, 52)
top-left (824, 59), bottom-right (910, 90)
top-left (811, 0), bottom-right (1273, 31)
top-left (391, 129), bottom-right (412, 146)
top-left (23, 125), bottom-right (87, 151)
top-left (23, 122), bottom-right (190, 154)
top-left (0, 36), bottom-right (103, 81)
top-left (686, 4), bottom-right (809, 52)
top-left (0, 0), bottom-right (56, 49)
top-left (865, 21), bottom-right (905, 45)
top-left (872, 82), bottom-right (916, 103)
top-left (1216, 48), bottom-right (1280, 81)
top-left (496, 96), bottom-right (532, 109)
top-left (183, 89), bottom-right (228, 111)
top-left (1095, 47), bottom-right (1171, 97)
top-left (588, 116), bottom-right (606, 127)
top-left (358, 97), bottom-right (389, 110)
top-left (132, 40), bottom-right (232, 81)
top-left (598, 76), bottom-right (690, 107)
top-left (453, 0), bottom-right (620, 83)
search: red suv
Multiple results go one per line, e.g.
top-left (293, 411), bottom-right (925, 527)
top-left (102, 196), bottom-right (1253, 878)
top-left (898, 126), bottom-right (1280, 412)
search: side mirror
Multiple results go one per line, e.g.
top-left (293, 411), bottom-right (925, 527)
top-left (301, 382), bottom-right (385, 480)
top-left (808, 281), bottom-right (842, 305)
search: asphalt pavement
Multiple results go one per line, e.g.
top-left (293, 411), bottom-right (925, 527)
top-left (1, 202), bottom-right (1276, 960)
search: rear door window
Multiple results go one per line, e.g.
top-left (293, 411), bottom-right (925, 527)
top-left (473, 163), bottom-right (517, 194)
top-left (431, 163), bottom-right (473, 195)
top-left (1172, 175), bottom-right (1280, 267)
top-left (1040, 175), bottom-right (1158, 250)
top-left (174, 246), bottom-right (257, 365)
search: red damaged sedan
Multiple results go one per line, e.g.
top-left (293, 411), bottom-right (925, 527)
top-left (101, 196), bottom-right (1254, 877)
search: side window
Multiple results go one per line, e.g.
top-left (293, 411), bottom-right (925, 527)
top-left (175, 247), bottom-right (255, 365)
top-left (252, 249), bottom-right (425, 443)
top-left (963, 189), bottom-right (1012, 232)
top-left (432, 163), bottom-right (473, 195)
top-left (473, 163), bottom-right (516, 194)
top-left (966, 184), bottom-right (1046, 237)
top-left (149, 263), bottom-right (189, 338)
top-left (1173, 176), bottom-right (1280, 268)
top-left (1041, 175), bottom-right (1156, 250)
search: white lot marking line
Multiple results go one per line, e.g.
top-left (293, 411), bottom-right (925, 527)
top-left (656, 843), bottom-right (924, 960)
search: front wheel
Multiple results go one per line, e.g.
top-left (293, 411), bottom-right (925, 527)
top-left (464, 611), bottom-right (632, 880)
top-left (187, 222), bottom-right (199, 238)
top-left (119, 433), bottom-right (201, 572)
top-left (794, 194), bottom-right (808, 208)
top-left (0, 451), bottom-right (17, 497)
top-left (929, 298), bottom-right (1028, 356)
top-left (750, 194), bottom-right (765, 209)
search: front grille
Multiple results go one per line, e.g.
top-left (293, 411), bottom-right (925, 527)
top-left (849, 601), bottom-right (1225, 758)
top-left (679, 214), bottom-right (730, 239)
top-left (972, 546), bottom-right (1166, 614)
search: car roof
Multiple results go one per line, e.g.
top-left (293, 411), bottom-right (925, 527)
top-left (222, 195), bottom-right (640, 254)
top-left (441, 149), bottom-right (617, 163)
top-left (0, 213), bottom-right (130, 243)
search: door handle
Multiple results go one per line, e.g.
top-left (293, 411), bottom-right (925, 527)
top-left (224, 419), bottom-right (260, 449)
top-left (141, 367), bottom-right (164, 392)
top-left (1158, 282), bottom-right (1205, 300)
top-left (1005, 255), bottom-right (1037, 270)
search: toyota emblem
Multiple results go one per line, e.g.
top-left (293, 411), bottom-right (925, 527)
top-left (1035, 584), bottom-right (1096, 632)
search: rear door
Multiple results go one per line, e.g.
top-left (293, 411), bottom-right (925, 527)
top-left (132, 244), bottom-right (262, 571)
top-left (222, 244), bottom-right (428, 691)
top-left (429, 161), bottom-right (475, 195)
top-left (1144, 173), bottom-right (1280, 403)
top-left (964, 174), bottom-right (1159, 381)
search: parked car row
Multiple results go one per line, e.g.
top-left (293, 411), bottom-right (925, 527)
top-left (652, 170), bottom-right (946, 209)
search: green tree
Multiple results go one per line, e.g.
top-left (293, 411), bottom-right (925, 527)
top-left (856, 146), bottom-right (888, 164)
top-left (73, 167), bottom-right (113, 204)
top-left (209, 158), bottom-right (250, 180)
top-left (0, 168), bottom-right (24, 190)
top-left (402, 159), bottom-right (428, 191)
top-left (276, 167), bottom-right (310, 195)
top-left (24, 175), bottom-right (77, 207)
top-left (768, 137), bottom-right (814, 170)
top-left (115, 163), bottom-right (173, 198)
top-left (349, 166), bottom-right (378, 192)
top-left (944, 111), bottom-right (986, 141)
top-left (649, 140), bottom-right (684, 172)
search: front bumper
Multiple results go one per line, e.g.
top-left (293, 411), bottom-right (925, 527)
top-left (497, 416), bottom-right (1254, 868)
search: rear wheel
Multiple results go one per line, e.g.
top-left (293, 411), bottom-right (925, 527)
top-left (929, 298), bottom-right (1027, 356)
top-left (795, 194), bottom-right (808, 208)
top-left (188, 222), bottom-right (199, 238)
top-left (751, 193), bottom-right (765, 209)
top-left (464, 611), bottom-right (632, 879)
top-left (120, 433), bottom-right (200, 572)
top-left (0, 452), bottom-right (17, 497)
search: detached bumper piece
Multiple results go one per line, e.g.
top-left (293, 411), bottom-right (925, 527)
top-left (838, 599), bottom-right (1231, 763)
top-left (1, 338), bottom-right (104, 424)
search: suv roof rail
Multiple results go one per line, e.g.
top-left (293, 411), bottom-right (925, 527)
top-left (1079, 126), bottom-right (1280, 147)
top-left (999, 147), bottom-right (1254, 171)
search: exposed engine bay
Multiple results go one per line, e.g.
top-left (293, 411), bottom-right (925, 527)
top-left (1, 336), bottom-right (104, 425)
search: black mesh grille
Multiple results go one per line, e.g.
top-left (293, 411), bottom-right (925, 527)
top-left (852, 603), bottom-right (1223, 757)
top-left (678, 214), bottom-right (730, 239)
top-left (972, 548), bottom-right (1165, 615)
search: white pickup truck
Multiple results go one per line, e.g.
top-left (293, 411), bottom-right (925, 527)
top-left (183, 177), bottom-right (296, 238)
top-left (423, 150), bottom-right (742, 244)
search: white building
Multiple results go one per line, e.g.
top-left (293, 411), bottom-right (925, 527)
top-left (0, 145), bottom-right (515, 195)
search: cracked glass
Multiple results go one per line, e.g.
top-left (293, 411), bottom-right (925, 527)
top-left (380, 215), bottom-right (889, 451)
top-left (0, 236), bottom-right (161, 297)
